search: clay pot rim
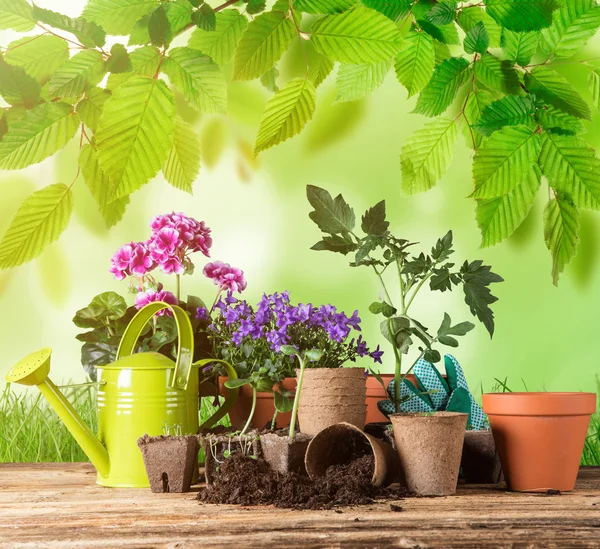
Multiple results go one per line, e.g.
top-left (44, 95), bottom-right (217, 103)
top-left (482, 392), bottom-right (596, 416)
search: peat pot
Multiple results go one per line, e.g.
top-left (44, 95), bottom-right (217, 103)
top-left (461, 429), bottom-right (502, 484)
top-left (482, 392), bottom-right (596, 492)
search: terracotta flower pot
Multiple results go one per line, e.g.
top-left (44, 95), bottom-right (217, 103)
top-left (482, 392), bottom-right (596, 492)
top-left (297, 368), bottom-right (367, 436)
top-left (218, 377), bottom-right (297, 430)
top-left (304, 422), bottom-right (400, 487)
top-left (390, 412), bottom-right (468, 496)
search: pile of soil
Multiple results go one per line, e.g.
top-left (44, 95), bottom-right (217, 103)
top-left (198, 453), bottom-right (403, 509)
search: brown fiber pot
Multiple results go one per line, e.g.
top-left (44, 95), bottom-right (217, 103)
top-left (390, 412), bottom-right (468, 496)
top-left (218, 377), bottom-right (297, 430)
top-left (482, 392), bottom-right (596, 492)
top-left (297, 368), bottom-right (367, 436)
top-left (305, 422), bottom-right (400, 487)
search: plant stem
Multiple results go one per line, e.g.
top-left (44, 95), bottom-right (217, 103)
top-left (372, 265), bottom-right (394, 306)
top-left (288, 356), bottom-right (306, 439)
top-left (397, 259), bottom-right (406, 314)
top-left (240, 386), bottom-right (256, 437)
top-left (176, 274), bottom-right (181, 301)
top-left (270, 410), bottom-right (278, 431)
top-left (404, 272), bottom-right (433, 312)
top-left (394, 353), bottom-right (402, 413)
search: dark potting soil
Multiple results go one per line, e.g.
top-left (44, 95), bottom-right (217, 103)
top-left (198, 453), bottom-right (405, 509)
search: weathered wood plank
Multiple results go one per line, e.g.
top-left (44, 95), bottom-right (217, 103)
top-left (0, 463), bottom-right (599, 548)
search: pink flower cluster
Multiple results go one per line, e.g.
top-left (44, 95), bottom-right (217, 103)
top-left (134, 285), bottom-right (178, 315)
top-left (203, 261), bottom-right (247, 293)
top-left (110, 213), bottom-right (212, 280)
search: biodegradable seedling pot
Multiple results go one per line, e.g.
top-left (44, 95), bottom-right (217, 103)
top-left (461, 430), bottom-right (502, 484)
top-left (298, 368), bottom-right (367, 436)
top-left (390, 412), bottom-right (468, 496)
top-left (482, 392), bottom-right (596, 492)
top-left (137, 434), bottom-right (199, 493)
top-left (200, 428), bottom-right (261, 485)
top-left (304, 422), bottom-right (400, 487)
top-left (259, 432), bottom-right (312, 475)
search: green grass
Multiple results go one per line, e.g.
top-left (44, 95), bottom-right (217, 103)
top-left (0, 382), bottom-right (228, 463)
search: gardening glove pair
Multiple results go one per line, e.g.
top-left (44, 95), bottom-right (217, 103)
top-left (377, 354), bottom-right (488, 430)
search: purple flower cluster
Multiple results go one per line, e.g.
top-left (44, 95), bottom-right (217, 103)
top-left (208, 291), bottom-right (383, 367)
top-left (109, 212), bottom-right (212, 280)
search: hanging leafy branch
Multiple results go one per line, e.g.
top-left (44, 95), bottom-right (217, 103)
top-left (1, 0), bottom-right (600, 285)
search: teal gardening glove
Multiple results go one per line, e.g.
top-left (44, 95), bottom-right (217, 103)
top-left (377, 354), bottom-right (488, 430)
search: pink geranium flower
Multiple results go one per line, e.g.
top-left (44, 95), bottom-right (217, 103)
top-left (134, 286), bottom-right (178, 316)
top-left (203, 261), bottom-right (247, 293)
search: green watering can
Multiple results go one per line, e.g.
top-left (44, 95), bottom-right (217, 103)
top-left (5, 302), bottom-right (238, 488)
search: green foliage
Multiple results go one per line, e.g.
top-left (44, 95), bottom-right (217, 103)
top-left (544, 193), bottom-right (580, 285)
top-left (189, 10), bottom-right (248, 66)
top-left (485, 0), bottom-right (558, 32)
top-left (395, 32), bottom-right (435, 98)
top-left (46, 50), bottom-right (106, 100)
top-left (335, 60), bottom-right (391, 102)
top-left (464, 22), bottom-right (490, 54)
top-left (163, 117), bottom-right (201, 193)
top-left (473, 95), bottom-right (537, 136)
top-left (0, 0), bottom-right (35, 32)
top-left (3, 36), bottom-right (70, 83)
top-left (501, 29), bottom-right (540, 66)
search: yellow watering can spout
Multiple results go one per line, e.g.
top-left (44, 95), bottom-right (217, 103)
top-left (5, 348), bottom-right (111, 478)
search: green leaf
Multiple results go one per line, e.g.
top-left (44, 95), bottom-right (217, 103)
top-left (0, 0), bottom-right (35, 32)
top-left (394, 32), bottom-right (435, 98)
top-left (311, 233), bottom-right (358, 253)
top-left (473, 53), bottom-right (521, 95)
top-left (540, 0), bottom-right (600, 59)
top-left (335, 60), bottom-right (391, 103)
top-left (473, 95), bottom-right (537, 136)
top-left (544, 192), bottom-right (580, 285)
top-left (0, 102), bottom-right (79, 170)
top-left (536, 104), bottom-right (586, 135)
top-left (437, 312), bottom-right (475, 338)
top-left (274, 390), bottom-right (294, 412)
top-left (476, 164), bottom-right (541, 247)
top-left (457, 6), bottom-right (501, 47)
top-left (46, 50), bottom-right (106, 100)
top-left (307, 49), bottom-right (335, 87)
top-left (247, 0), bottom-right (267, 15)
top-left (31, 5), bottom-right (106, 48)
top-left (361, 200), bottom-right (389, 235)
top-left (501, 29), bottom-right (540, 66)
top-left (539, 132), bottom-right (600, 210)
top-left (427, 1), bottom-right (457, 25)
top-left (401, 117), bottom-right (458, 194)
top-left (77, 87), bottom-right (111, 132)
top-left (0, 183), bottom-right (73, 269)
top-left (4, 36), bottom-right (69, 83)
top-left (188, 10), bottom-right (248, 67)
top-left (588, 68), bottom-right (600, 111)
top-left (486, 0), bottom-right (558, 32)
top-left (460, 260), bottom-right (503, 336)
top-left (233, 11), bottom-right (295, 80)
top-left (82, 0), bottom-right (159, 35)
top-left (307, 184), bottom-right (356, 234)
top-left (295, 0), bottom-right (355, 14)
top-left (380, 316), bottom-right (412, 353)
top-left (260, 67), bottom-right (280, 92)
top-left (524, 65), bottom-right (591, 120)
top-left (149, 4), bottom-right (173, 47)
top-left (0, 58), bottom-right (41, 108)
top-left (310, 5), bottom-right (403, 64)
top-left (96, 77), bottom-right (175, 201)
top-left (90, 291), bottom-right (128, 320)
top-left (414, 57), bottom-right (470, 117)
top-left (360, 0), bottom-right (410, 21)
top-left (162, 47), bottom-right (227, 114)
top-left (163, 116), bottom-right (200, 194)
top-left (431, 229), bottom-right (454, 262)
top-left (79, 144), bottom-right (129, 229)
top-left (463, 90), bottom-right (493, 149)
top-left (305, 349), bottom-right (324, 362)
top-left (280, 345), bottom-right (297, 356)
top-left (464, 21), bottom-right (489, 54)
top-left (472, 125), bottom-right (541, 199)
top-left (225, 378), bottom-right (252, 388)
top-left (129, 1), bottom-right (193, 46)
top-left (417, 20), bottom-right (460, 45)
top-left (107, 44), bottom-right (132, 74)
top-left (192, 3), bottom-right (216, 31)
top-left (369, 301), bottom-right (397, 317)
top-left (254, 78), bottom-right (316, 155)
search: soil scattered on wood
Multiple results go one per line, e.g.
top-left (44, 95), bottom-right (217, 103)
top-left (198, 453), bottom-right (405, 509)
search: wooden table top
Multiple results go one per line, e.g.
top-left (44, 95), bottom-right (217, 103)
top-left (0, 463), bottom-right (599, 548)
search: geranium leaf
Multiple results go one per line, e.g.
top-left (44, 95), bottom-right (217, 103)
top-left (401, 117), bottom-right (458, 194)
top-left (524, 65), bottom-right (591, 120)
top-left (4, 36), bottom-right (69, 83)
top-left (189, 10), bottom-right (248, 67)
top-left (294, 0), bottom-right (355, 14)
top-left (0, 183), bottom-right (73, 269)
top-left (539, 132), bottom-right (600, 210)
top-left (394, 31), bottom-right (435, 98)
top-left (473, 95), bottom-right (537, 136)
top-left (307, 184), bottom-right (356, 234)
top-left (0, 102), bottom-right (79, 170)
top-left (255, 78), bottom-right (316, 155)
top-left (95, 76), bottom-right (175, 201)
top-left (543, 192), bottom-right (580, 285)
top-left (335, 60), bottom-right (391, 103)
top-left (501, 29), bottom-right (540, 66)
top-left (476, 164), bottom-right (541, 247)
top-left (31, 5), bottom-right (106, 48)
top-left (162, 47), bottom-right (227, 114)
top-left (414, 57), bottom-right (470, 117)
top-left (471, 125), bottom-right (541, 199)
top-left (162, 116), bottom-right (200, 194)
top-left (0, 57), bottom-right (41, 108)
top-left (486, 0), bottom-right (558, 33)
top-left (310, 6), bottom-right (403, 64)
top-left (233, 11), bottom-right (295, 81)
top-left (79, 144), bottom-right (129, 229)
top-left (0, 0), bottom-right (35, 32)
top-left (46, 50), bottom-right (106, 100)
top-left (473, 53), bottom-right (521, 95)
top-left (83, 0), bottom-right (158, 35)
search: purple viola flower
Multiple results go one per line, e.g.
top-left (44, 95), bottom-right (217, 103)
top-left (346, 310), bottom-right (361, 331)
top-left (355, 335), bottom-right (369, 357)
top-left (196, 307), bottom-right (209, 320)
top-left (370, 345), bottom-right (384, 364)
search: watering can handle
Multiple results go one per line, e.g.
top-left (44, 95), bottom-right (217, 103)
top-left (116, 302), bottom-right (194, 390)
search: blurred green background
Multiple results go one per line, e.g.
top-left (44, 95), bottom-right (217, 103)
top-left (1, 0), bottom-right (599, 397)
